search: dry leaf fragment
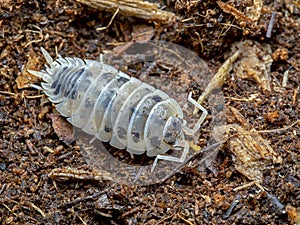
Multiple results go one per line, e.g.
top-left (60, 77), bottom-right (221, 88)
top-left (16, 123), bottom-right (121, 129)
top-left (131, 24), bottom-right (154, 42)
top-left (230, 40), bottom-right (273, 91)
top-left (228, 106), bottom-right (251, 129)
top-left (213, 124), bottom-right (282, 182)
top-left (16, 50), bottom-right (40, 89)
top-left (50, 114), bottom-right (75, 145)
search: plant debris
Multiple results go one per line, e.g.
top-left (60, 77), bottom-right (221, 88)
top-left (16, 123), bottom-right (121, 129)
top-left (75, 0), bottom-right (176, 23)
top-left (212, 123), bottom-right (282, 182)
top-left (0, 0), bottom-right (299, 224)
top-left (49, 167), bottom-right (113, 182)
top-left (50, 114), bottom-right (76, 145)
top-left (230, 40), bottom-right (273, 91)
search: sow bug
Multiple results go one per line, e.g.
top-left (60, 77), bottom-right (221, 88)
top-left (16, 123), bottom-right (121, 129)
top-left (29, 47), bottom-right (207, 172)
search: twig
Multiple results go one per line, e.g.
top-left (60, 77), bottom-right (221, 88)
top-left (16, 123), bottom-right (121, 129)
top-left (293, 87), bottom-right (298, 104)
top-left (154, 212), bottom-right (176, 225)
top-left (2, 203), bottom-right (18, 217)
top-left (223, 194), bottom-right (241, 218)
top-left (233, 181), bottom-right (257, 191)
top-left (25, 201), bottom-right (46, 218)
top-left (25, 94), bottom-right (44, 99)
top-left (266, 12), bottom-right (277, 38)
top-left (177, 213), bottom-right (194, 225)
top-left (194, 31), bottom-right (204, 53)
top-left (193, 50), bottom-right (240, 115)
top-left (0, 184), bottom-right (6, 195)
top-left (217, 1), bottom-right (255, 22)
top-left (24, 25), bottom-right (43, 47)
top-left (0, 91), bottom-right (17, 96)
top-left (75, 0), bottom-right (176, 23)
top-left (97, 8), bottom-right (119, 31)
top-left (58, 188), bottom-right (110, 208)
top-left (256, 119), bottom-right (300, 133)
top-left (120, 206), bottom-right (141, 218)
top-left (69, 208), bottom-right (88, 225)
top-left (282, 66), bottom-right (292, 87)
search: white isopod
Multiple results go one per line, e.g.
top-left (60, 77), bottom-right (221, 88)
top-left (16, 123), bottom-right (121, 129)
top-left (29, 47), bottom-right (208, 172)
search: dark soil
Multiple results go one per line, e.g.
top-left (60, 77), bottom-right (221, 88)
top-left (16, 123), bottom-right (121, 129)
top-left (0, 0), bottom-right (299, 224)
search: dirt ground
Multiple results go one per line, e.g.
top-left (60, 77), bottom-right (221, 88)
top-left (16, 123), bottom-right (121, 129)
top-left (0, 0), bottom-right (299, 224)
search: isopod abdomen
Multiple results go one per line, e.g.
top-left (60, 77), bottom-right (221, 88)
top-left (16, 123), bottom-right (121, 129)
top-left (29, 48), bottom-right (207, 172)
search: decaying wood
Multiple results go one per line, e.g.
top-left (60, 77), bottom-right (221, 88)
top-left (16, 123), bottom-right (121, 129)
top-left (228, 40), bottom-right (273, 91)
top-left (213, 124), bottom-right (282, 182)
top-left (217, 0), bottom-right (263, 23)
top-left (213, 107), bottom-right (283, 182)
top-left (75, 0), bottom-right (176, 23)
top-left (49, 167), bottom-right (113, 182)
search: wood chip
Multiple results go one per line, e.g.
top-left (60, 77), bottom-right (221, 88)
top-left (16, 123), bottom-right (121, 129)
top-left (230, 40), bottom-right (273, 91)
top-left (75, 0), bottom-right (176, 23)
top-left (193, 50), bottom-right (240, 115)
top-left (49, 167), bottom-right (113, 182)
top-left (217, 1), bottom-right (255, 23)
top-left (213, 124), bottom-right (282, 182)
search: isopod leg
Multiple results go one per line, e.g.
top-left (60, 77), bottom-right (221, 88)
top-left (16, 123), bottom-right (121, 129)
top-left (183, 92), bottom-right (208, 135)
top-left (151, 140), bottom-right (189, 173)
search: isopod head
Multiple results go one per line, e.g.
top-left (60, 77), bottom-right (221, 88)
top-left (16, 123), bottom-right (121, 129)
top-left (163, 116), bottom-right (185, 146)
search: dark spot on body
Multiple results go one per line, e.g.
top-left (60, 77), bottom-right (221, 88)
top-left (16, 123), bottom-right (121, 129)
top-left (54, 83), bottom-right (61, 95)
top-left (70, 89), bottom-right (78, 99)
top-left (130, 106), bottom-right (136, 113)
top-left (51, 80), bottom-right (58, 89)
top-left (150, 136), bottom-right (161, 148)
top-left (164, 132), bottom-right (173, 139)
top-left (153, 95), bottom-right (162, 102)
top-left (142, 106), bottom-right (150, 114)
top-left (84, 98), bottom-right (93, 108)
top-left (164, 132), bottom-right (176, 145)
top-left (104, 125), bottom-right (111, 133)
top-left (172, 119), bottom-right (181, 130)
top-left (51, 66), bottom-right (68, 88)
top-left (64, 68), bottom-right (85, 97)
top-left (102, 72), bottom-right (114, 80)
top-left (101, 96), bottom-right (113, 108)
top-left (117, 127), bottom-right (127, 139)
top-left (163, 117), bottom-right (182, 145)
top-left (64, 87), bottom-right (72, 97)
top-left (132, 132), bottom-right (140, 143)
top-left (117, 76), bottom-right (129, 84)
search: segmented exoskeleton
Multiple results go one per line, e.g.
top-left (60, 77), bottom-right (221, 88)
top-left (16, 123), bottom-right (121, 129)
top-left (29, 48), bottom-right (207, 172)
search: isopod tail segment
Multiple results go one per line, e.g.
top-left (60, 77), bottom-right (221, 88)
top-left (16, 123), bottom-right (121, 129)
top-left (151, 92), bottom-right (208, 173)
top-left (28, 47), bottom-right (58, 90)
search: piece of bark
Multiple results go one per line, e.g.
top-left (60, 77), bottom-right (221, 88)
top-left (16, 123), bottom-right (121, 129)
top-left (75, 0), bottom-right (176, 23)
